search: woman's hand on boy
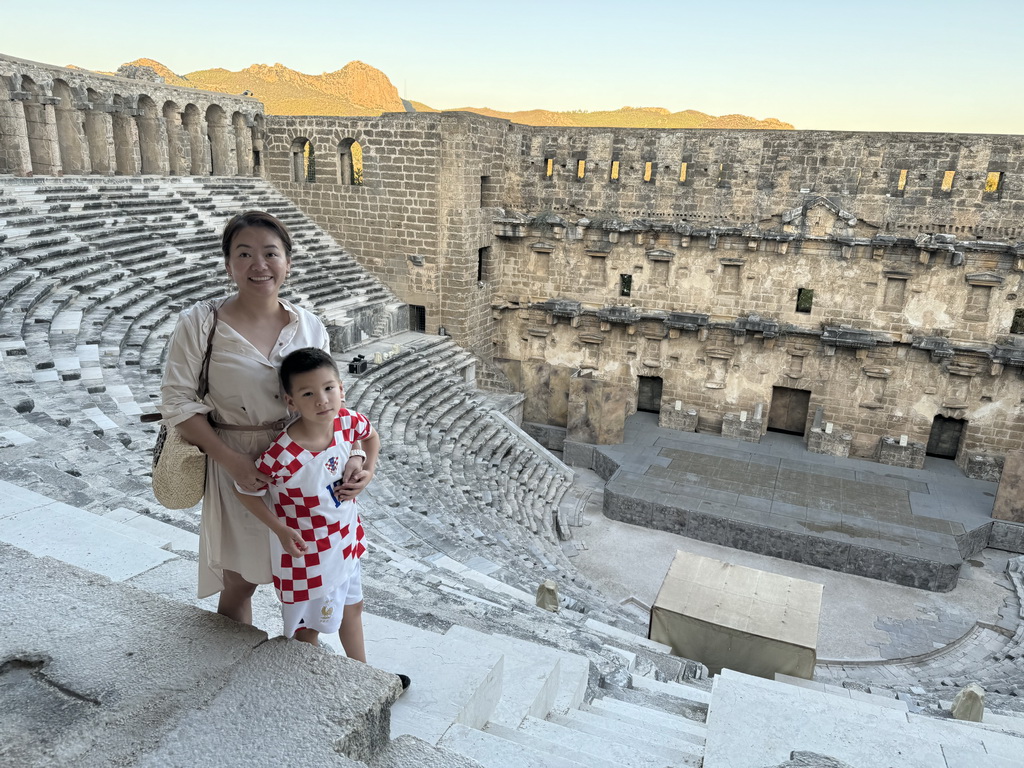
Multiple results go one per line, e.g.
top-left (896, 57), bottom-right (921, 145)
top-left (337, 459), bottom-right (373, 501)
top-left (224, 451), bottom-right (269, 494)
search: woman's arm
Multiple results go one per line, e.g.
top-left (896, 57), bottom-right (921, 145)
top-left (160, 305), bottom-right (269, 492)
top-left (175, 415), bottom-right (268, 492)
top-left (232, 486), bottom-right (307, 557)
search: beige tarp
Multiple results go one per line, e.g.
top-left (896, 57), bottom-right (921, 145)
top-left (649, 551), bottom-right (823, 679)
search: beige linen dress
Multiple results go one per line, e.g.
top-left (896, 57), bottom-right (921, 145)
top-left (159, 299), bottom-right (330, 598)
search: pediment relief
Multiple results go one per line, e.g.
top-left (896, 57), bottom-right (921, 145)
top-left (965, 272), bottom-right (1004, 287)
top-left (774, 197), bottom-right (878, 240)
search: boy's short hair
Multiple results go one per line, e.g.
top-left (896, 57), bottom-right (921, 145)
top-left (279, 348), bottom-right (340, 394)
top-left (221, 210), bottom-right (293, 262)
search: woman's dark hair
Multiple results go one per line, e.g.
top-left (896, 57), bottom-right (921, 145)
top-left (221, 211), bottom-right (293, 262)
top-left (279, 347), bottom-right (339, 394)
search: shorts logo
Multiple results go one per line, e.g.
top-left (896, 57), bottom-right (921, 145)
top-left (325, 456), bottom-right (339, 474)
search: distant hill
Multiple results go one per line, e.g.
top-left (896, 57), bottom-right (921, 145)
top-left (89, 59), bottom-right (793, 129)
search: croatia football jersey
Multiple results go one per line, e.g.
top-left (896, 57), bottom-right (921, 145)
top-left (254, 408), bottom-right (371, 608)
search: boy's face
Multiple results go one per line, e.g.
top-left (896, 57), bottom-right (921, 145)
top-left (284, 366), bottom-right (344, 425)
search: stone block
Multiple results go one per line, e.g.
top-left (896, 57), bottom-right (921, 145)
top-left (950, 684), bottom-right (985, 722)
top-left (721, 412), bottom-right (763, 443)
top-left (988, 521), bottom-right (1024, 553)
top-left (807, 428), bottom-right (852, 458)
top-left (876, 437), bottom-right (925, 470)
top-left (993, 451), bottom-right (1024, 523)
top-left (565, 438), bottom-right (598, 468)
top-left (659, 405), bottom-right (698, 432)
top-left (956, 451), bottom-right (1004, 482)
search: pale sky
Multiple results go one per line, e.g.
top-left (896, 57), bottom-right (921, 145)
top-left (2, 0), bottom-right (1020, 134)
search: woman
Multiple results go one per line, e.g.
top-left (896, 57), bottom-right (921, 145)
top-left (160, 211), bottom-right (369, 624)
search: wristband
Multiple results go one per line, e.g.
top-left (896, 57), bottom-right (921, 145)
top-left (349, 449), bottom-right (367, 460)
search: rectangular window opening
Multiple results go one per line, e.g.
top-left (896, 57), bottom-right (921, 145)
top-left (545, 157), bottom-right (554, 178)
top-left (610, 160), bottom-right (620, 181)
top-left (897, 169), bottom-right (908, 192)
top-left (795, 288), bottom-right (814, 314)
top-left (619, 273), bottom-right (632, 297)
top-left (1012, 308), bottom-right (1024, 334)
top-left (941, 170), bottom-right (955, 192)
top-left (985, 171), bottom-right (1003, 193)
top-left (409, 304), bottom-right (426, 333)
top-left (884, 277), bottom-right (907, 308)
top-left (643, 162), bottom-right (653, 182)
top-left (576, 159), bottom-right (586, 179)
top-left (477, 246), bottom-right (491, 283)
top-left (679, 162), bottom-right (688, 183)
top-left (721, 264), bottom-right (741, 293)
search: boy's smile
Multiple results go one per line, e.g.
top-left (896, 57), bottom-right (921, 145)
top-left (285, 367), bottom-right (344, 425)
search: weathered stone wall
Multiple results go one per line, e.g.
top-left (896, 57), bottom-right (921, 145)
top-left (0, 52), bottom-right (263, 177)
top-left (264, 112), bottom-right (506, 360)
top-left (499, 127), bottom-right (1024, 240)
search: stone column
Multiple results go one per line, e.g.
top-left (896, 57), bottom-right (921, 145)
top-left (0, 97), bottom-right (32, 175)
top-left (993, 451), bottom-right (1024, 522)
top-left (567, 376), bottom-right (627, 445)
top-left (84, 105), bottom-right (115, 174)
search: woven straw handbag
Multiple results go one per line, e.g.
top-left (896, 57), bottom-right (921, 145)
top-left (151, 305), bottom-right (219, 509)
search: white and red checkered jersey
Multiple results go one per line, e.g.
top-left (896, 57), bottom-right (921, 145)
top-left (254, 408), bottom-right (372, 604)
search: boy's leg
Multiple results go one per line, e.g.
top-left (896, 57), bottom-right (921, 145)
top-left (218, 569), bottom-right (258, 625)
top-left (293, 627), bottom-right (320, 646)
top-left (338, 600), bottom-right (366, 663)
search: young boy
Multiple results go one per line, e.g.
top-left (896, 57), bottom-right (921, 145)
top-left (233, 348), bottom-right (406, 687)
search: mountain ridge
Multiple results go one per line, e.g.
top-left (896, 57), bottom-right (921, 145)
top-left (82, 58), bottom-right (794, 130)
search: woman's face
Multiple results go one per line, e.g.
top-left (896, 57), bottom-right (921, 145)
top-left (224, 225), bottom-right (290, 298)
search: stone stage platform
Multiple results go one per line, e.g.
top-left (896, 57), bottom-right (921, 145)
top-left (593, 414), bottom-right (1023, 592)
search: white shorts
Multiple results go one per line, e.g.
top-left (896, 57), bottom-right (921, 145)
top-left (282, 561), bottom-right (363, 637)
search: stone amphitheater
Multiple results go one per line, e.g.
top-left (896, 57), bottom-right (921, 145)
top-left (2, 54), bottom-right (1024, 768)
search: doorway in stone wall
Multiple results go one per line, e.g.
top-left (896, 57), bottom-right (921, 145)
top-left (926, 415), bottom-right (966, 459)
top-left (637, 376), bottom-right (663, 413)
top-left (767, 387), bottom-right (811, 435)
top-left (409, 305), bottom-right (426, 333)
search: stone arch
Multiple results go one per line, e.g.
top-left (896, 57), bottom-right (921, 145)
top-left (0, 75), bottom-right (31, 174)
top-left (20, 75), bottom-right (60, 175)
top-left (206, 104), bottom-right (232, 175)
top-left (251, 113), bottom-right (265, 176)
top-left (182, 103), bottom-right (205, 175)
top-left (51, 79), bottom-right (87, 174)
top-left (337, 137), bottom-right (363, 185)
top-left (232, 111), bottom-right (252, 176)
top-left (135, 95), bottom-right (165, 175)
top-left (85, 88), bottom-right (113, 174)
top-left (110, 94), bottom-right (138, 175)
top-left (163, 101), bottom-right (184, 175)
top-left (291, 136), bottom-right (315, 183)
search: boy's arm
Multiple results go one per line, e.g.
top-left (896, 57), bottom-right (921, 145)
top-left (232, 485), bottom-right (308, 557)
top-left (338, 426), bottom-right (380, 501)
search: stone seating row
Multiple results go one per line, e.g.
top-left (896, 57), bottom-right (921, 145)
top-left (814, 555), bottom-right (1024, 716)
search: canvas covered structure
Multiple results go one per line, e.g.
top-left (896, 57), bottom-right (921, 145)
top-left (650, 550), bottom-right (823, 679)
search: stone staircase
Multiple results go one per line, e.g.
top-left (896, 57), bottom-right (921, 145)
top-left (0, 475), bottom-right (716, 767)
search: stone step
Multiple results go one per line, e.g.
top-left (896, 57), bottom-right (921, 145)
top-left (585, 697), bottom-right (706, 745)
top-left (774, 672), bottom-right (909, 711)
top-left (355, 613), bottom-right (504, 745)
top-left (439, 723), bottom-right (595, 768)
top-left (369, 733), bottom-right (486, 768)
top-left (628, 673), bottom-right (712, 707)
top-left (0, 480), bottom-right (177, 582)
top-left (519, 713), bottom-right (698, 768)
top-left (444, 625), bottom-right (564, 728)
top-left (706, 668), bottom-right (1024, 768)
top-left (549, 708), bottom-right (705, 763)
